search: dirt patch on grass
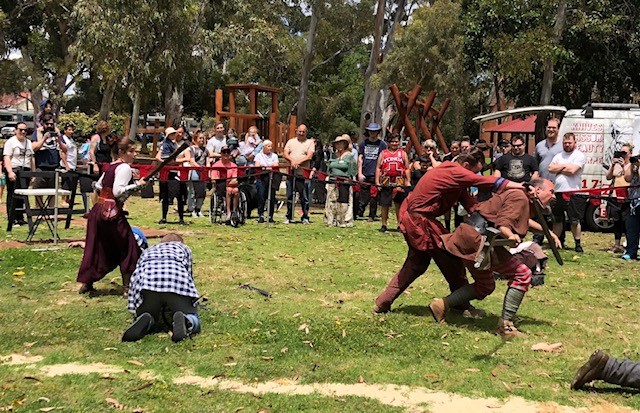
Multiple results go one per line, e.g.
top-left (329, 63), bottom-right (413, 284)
top-left (40, 362), bottom-right (124, 377)
top-left (174, 375), bottom-right (639, 413)
top-left (1, 353), bottom-right (44, 365)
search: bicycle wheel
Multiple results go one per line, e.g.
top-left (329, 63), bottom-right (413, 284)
top-left (238, 190), bottom-right (248, 224)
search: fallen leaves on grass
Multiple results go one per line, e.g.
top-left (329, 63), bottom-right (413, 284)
top-left (502, 382), bottom-right (512, 392)
top-left (357, 375), bottom-right (365, 383)
top-left (38, 407), bottom-right (63, 412)
top-left (127, 360), bottom-right (144, 367)
top-left (531, 342), bottom-right (563, 353)
top-left (298, 323), bottom-right (309, 334)
top-left (280, 348), bottom-right (288, 354)
top-left (423, 373), bottom-right (439, 379)
top-left (465, 368), bottom-right (480, 373)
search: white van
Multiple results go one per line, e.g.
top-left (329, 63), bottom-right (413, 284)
top-left (474, 103), bottom-right (640, 232)
top-left (558, 103), bottom-right (640, 231)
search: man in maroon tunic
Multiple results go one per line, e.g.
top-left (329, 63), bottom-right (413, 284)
top-left (374, 148), bottom-right (525, 315)
top-left (429, 178), bottom-right (559, 339)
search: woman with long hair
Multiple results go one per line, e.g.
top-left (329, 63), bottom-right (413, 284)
top-left (77, 137), bottom-right (147, 295)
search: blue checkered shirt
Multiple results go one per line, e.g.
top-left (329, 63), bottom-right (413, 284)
top-left (127, 242), bottom-right (199, 312)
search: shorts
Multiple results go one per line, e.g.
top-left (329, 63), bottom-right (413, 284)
top-left (379, 186), bottom-right (407, 207)
top-left (552, 193), bottom-right (588, 224)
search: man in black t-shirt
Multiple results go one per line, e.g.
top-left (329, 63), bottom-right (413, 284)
top-left (357, 123), bottom-right (387, 221)
top-left (493, 135), bottom-right (538, 183)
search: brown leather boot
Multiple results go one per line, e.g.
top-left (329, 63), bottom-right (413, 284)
top-left (495, 318), bottom-right (525, 339)
top-left (571, 350), bottom-right (609, 390)
top-left (429, 298), bottom-right (448, 323)
top-left (372, 301), bottom-right (391, 314)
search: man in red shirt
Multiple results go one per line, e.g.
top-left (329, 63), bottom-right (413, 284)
top-left (374, 148), bottom-right (525, 315)
top-left (375, 134), bottom-right (410, 233)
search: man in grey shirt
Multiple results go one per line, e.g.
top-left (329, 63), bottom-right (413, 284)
top-left (206, 121), bottom-right (227, 162)
top-left (535, 118), bottom-right (563, 180)
top-left (533, 117), bottom-right (563, 244)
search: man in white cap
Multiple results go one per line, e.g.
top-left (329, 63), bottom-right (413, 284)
top-left (357, 122), bottom-right (387, 221)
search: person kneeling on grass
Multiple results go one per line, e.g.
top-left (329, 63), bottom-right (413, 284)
top-left (122, 233), bottom-right (201, 343)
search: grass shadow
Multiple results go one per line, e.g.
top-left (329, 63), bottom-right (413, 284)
top-left (393, 305), bottom-right (432, 317)
top-left (88, 287), bottom-right (124, 297)
top-left (579, 386), bottom-right (640, 395)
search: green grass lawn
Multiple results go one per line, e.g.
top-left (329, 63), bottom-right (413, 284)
top-left (1, 194), bottom-right (639, 412)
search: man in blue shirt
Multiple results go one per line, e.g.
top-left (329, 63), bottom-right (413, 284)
top-left (357, 123), bottom-right (387, 221)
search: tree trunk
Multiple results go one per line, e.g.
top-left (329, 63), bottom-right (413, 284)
top-left (296, 2), bottom-right (321, 125)
top-left (360, 0), bottom-right (386, 133)
top-left (165, 80), bottom-right (184, 128)
top-left (536, 0), bottom-right (567, 143)
top-left (129, 89), bottom-right (141, 141)
top-left (539, 0), bottom-right (567, 106)
top-left (360, 0), bottom-right (407, 135)
top-left (99, 78), bottom-right (116, 121)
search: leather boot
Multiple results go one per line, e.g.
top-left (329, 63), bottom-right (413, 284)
top-left (571, 350), bottom-right (609, 390)
top-left (496, 318), bottom-right (525, 340)
top-left (429, 298), bottom-right (448, 323)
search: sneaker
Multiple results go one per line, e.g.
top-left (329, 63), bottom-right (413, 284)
top-left (495, 318), bottom-right (525, 340)
top-left (450, 304), bottom-right (486, 319)
top-left (302, 218), bottom-right (310, 225)
top-left (191, 211), bottom-right (198, 218)
top-left (158, 219), bottom-right (167, 224)
top-left (258, 216), bottom-right (265, 223)
top-left (197, 212), bottom-right (205, 218)
top-left (379, 225), bottom-right (387, 233)
top-left (575, 244), bottom-right (584, 253)
top-left (268, 218), bottom-right (276, 223)
top-left (282, 219), bottom-right (291, 224)
top-left (571, 350), bottom-right (609, 390)
top-left (428, 298), bottom-right (447, 323)
top-left (622, 254), bottom-right (632, 261)
top-left (372, 302), bottom-right (391, 314)
top-left (172, 311), bottom-right (188, 343)
top-left (122, 313), bottom-right (154, 342)
top-left (14, 219), bottom-right (27, 226)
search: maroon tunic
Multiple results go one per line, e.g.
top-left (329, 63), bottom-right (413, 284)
top-left (399, 161), bottom-right (507, 251)
top-left (77, 163), bottom-right (141, 285)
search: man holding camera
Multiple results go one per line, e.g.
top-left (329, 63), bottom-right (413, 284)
top-left (31, 114), bottom-right (67, 190)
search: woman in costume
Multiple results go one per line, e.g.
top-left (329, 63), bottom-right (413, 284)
top-left (77, 137), bottom-right (146, 295)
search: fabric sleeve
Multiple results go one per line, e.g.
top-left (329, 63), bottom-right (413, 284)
top-left (531, 155), bottom-right (539, 171)
top-left (452, 164), bottom-right (502, 190)
top-left (112, 164), bottom-right (137, 197)
top-left (459, 190), bottom-right (478, 213)
top-left (2, 139), bottom-right (14, 157)
top-left (492, 191), bottom-right (529, 234)
top-left (494, 156), bottom-right (505, 172)
top-left (575, 152), bottom-right (586, 169)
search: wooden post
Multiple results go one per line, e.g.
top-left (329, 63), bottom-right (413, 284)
top-left (270, 92), bottom-right (278, 143)
top-left (390, 84), bottom-right (423, 157)
top-left (430, 98), bottom-right (450, 153)
top-left (215, 89), bottom-right (223, 122)
top-left (125, 116), bottom-right (131, 138)
top-left (228, 89), bottom-right (236, 130)
top-left (152, 119), bottom-right (160, 155)
top-left (289, 115), bottom-right (297, 140)
top-left (249, 87), bottom-right (257, 127)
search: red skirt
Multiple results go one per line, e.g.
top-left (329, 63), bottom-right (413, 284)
top-left (76, 206), bottom-right (141, 284)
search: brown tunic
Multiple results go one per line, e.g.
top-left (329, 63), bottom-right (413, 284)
top-left (441, 189), bottom-right (531, 262)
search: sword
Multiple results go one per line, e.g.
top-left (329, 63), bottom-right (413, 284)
top-left (533, 199), bottom-right (563, 266)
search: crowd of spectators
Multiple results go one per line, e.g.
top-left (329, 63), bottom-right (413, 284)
top-left (6, 108), bottom-right (640, 261)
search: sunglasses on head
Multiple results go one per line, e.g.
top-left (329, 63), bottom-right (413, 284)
top-left (221, 150), bottom-right (231, 154)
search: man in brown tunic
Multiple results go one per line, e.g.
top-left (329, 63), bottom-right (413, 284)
top-left (428, 178), bottom-right (560, 339)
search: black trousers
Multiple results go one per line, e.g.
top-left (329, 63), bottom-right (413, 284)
top-left (6, 168), bottom-right (30, 222)
top-left (136, 290), bottom-right (198, 319)
top-left (358, 175), bottom-right (378, 219)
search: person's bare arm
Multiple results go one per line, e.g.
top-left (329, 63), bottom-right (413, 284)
top-left (89, 135), bottom-right (99, 163)
top-left (547, 162), bottom-right (564, 174)
top-left (3, 155), bottom-right (15, 181)
top-left (493, 169), bottom-right (502, 178)
top-left (357, 154), bottom-right (364, 181)
top-left (403, 152), bottom-right (411, 186)
top-left (31, 127), bottom-right (46, 151)
top-left (559, 163), bottom-right (582, 175)
top-left (61, 148), bottom-right (70, 171)
top-left (624, 162), bottom-right (635, 183)
top-left (531, 171), bottom-right (539, 180)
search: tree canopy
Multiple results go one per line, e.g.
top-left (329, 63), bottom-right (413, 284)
top-left (1, 0), bottom-right (638, 140)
